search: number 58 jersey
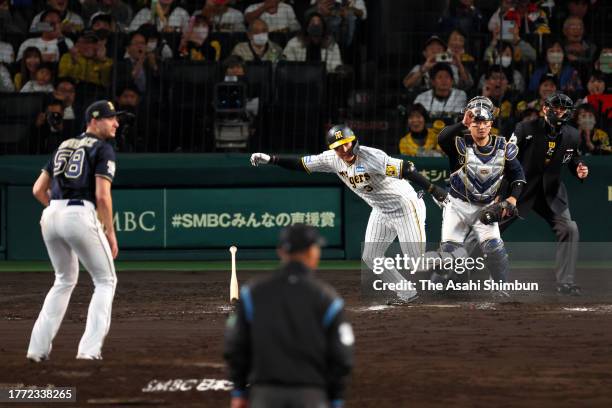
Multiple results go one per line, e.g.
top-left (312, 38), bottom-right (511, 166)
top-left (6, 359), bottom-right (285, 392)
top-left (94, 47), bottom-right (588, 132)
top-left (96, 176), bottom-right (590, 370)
top-left (43, 133), bottom-right (117, 204)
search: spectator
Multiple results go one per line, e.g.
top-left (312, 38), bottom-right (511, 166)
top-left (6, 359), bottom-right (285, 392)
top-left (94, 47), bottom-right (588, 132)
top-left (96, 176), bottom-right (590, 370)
top-left (26, 98), bottom-right (65, 154)
top-left (222, 55), bottom-right (259, 117)
top-left (0, 61), bottom-right (14, 92)
top-left (231, 18), bottom-right (283, 63)
top-left (481, 65), bottom-right (518, 136)
top-left (488, 0), bottom-right (549, 37)
top-left (567, 0), bottom-right (590, 19)
top-left (485, 22), bottom-right (537, 66)
top-left (14, 47), bottom-right (42, 91)
top-left (137, 23), bottom-right (174, 61)
top-left (402, 35), bottom-right (472, 92)
top-left (53, 76), bottom-right (78, 136)
top-left (30, 0), bottom-right (85, 35)
top-left (575, 103), bottom-right (611, 155)
top-left (283, 12), bottom-right (342, 72)
top-left (594, 47), bottom-right (611, 92)
top-left (114, 84), bottom-right (145, 151)
top-left (20, 62), bottom-right (55, 93)
top-left (0, 38), bottom-right (14, 65)
top-left (438, 0), bottom-right (484, 34)
top-left (195, 0), bottom-right (246, 32)
top-left (305, 0), bottom-right (367, 48)
top-left (245, 0), bottom-right (301, 33)
top-left (398, 103), bottom-right (443, 157)
top-left (81, 0), bottom-right (133, 31)
top-left (17, 9), bottom-right (74, 63)
top-left (577, 71), bottom-right (610, 122)
top-left (59, 31), bottom-right (113, 88)
top-left (529, 41), bottom-right (583, 95)
top-left (413, 62), bottom-right (467, 120)
top-left (562, 16), bottom-right (597, 66)
top-left (482, 41), bottom-right (526, 93)
top-left (527, 72), bottom-right (557, 111)
top-left (178, 15), bottom-right (221, 61)
top-left (89, 13), bottom-right (123, 60)
top-left (116, 32), bottom-right (156, 93)
top-left (129, 0), bottom-right (190, 33)
top-left (446, 28), bottom-right (475, 86)
top-left (0, 0), bottom-right (29, 34)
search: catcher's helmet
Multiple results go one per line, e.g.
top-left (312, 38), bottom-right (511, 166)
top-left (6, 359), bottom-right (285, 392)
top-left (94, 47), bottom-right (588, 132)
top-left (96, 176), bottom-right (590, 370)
top-left (464, 96), bottom-right (499, 117)
top-left (326, 124), bottom-right (357, 150)
top-left (471, 106), bottom-right (494, 122)
top-left (544, 92), bottom-right (574, 127)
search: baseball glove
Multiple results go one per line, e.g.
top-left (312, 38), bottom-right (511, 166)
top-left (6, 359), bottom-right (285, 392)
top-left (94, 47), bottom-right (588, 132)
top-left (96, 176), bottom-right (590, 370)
top-left (479, 200), bottom-right (518, 225)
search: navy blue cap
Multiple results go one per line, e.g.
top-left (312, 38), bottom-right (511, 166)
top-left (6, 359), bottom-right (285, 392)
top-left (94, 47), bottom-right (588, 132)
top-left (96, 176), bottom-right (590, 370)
top-left (85, 100), bottom-right (125, 122)
top-left (278, 224), bottom-right (326, 253)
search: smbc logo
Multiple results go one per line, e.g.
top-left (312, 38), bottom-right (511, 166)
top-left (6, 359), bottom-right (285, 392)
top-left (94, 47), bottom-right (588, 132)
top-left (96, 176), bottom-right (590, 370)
top-left (113, 211), bottom-right (156, 232)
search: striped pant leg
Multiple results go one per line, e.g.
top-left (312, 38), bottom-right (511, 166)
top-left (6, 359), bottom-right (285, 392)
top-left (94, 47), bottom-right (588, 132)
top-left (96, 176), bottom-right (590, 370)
top-left (363, 209), bottom-right (415, 297)
top-left (394, 197), bottom-right (427, 259)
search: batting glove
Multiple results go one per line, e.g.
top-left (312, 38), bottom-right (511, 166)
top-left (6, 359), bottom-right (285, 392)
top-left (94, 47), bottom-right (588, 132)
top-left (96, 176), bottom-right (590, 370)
top-left (250, 153), bottom-right (271, 166)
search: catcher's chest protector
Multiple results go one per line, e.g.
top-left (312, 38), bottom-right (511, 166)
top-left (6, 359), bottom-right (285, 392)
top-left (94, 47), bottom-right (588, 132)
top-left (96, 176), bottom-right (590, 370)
top-left (451, 136), bottom-right (507, 203)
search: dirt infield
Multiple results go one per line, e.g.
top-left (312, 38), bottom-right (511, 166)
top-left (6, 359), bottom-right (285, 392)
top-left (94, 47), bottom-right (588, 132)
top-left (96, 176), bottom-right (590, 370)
top-left (2, 269), bottom-right (612, 408)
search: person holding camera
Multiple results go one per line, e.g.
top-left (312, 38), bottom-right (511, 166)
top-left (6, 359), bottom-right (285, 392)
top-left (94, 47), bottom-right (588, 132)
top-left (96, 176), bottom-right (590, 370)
top-left (24, 98), bottom-right (66, 154)
top-left (403, 35), bottom-right (471, 92)
top-left (17, 9), bottom-right (74, 63)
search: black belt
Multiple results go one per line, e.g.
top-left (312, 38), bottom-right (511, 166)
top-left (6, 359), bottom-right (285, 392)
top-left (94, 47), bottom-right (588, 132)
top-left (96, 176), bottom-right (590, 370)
top-left (67, 199), bottom-right (85, 206)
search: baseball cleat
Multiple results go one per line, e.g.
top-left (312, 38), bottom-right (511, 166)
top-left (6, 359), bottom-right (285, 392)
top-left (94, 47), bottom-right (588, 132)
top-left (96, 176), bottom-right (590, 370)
top-left (76, 353), bottom-right (103, 360)
top-left (386, 293), bottom-right (419, 306)
top-left (557, 283), bottom-right (582, 296)
top-left (26, 354), bottom-right (48, 363)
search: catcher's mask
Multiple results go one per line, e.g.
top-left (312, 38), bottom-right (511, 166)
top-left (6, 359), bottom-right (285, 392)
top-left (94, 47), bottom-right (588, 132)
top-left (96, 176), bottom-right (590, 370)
top-left (326, 124), bottom-right (359, 154)
top-left (463, 96), bottom-right (499, 118)
top-left (544, 93), bottom-right (574, 128)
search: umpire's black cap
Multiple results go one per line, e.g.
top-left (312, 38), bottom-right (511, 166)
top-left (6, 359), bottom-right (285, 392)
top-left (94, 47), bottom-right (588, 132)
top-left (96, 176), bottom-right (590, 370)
top-left (85, 100), bottom-right (125, 122)
top-left (278, 224), bottom-right (326, 254)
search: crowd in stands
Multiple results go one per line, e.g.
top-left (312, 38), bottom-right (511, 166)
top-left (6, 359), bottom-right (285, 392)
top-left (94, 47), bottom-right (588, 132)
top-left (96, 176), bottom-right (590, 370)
top-left (0, 0), bottom-right (609, 156)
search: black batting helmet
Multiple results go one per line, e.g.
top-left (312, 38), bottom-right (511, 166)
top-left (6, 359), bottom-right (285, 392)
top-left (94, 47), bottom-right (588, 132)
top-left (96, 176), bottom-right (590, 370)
top-left (326, 124), bottom-right (357, 150)
top-left (544, 93), bottom-right (574, 127)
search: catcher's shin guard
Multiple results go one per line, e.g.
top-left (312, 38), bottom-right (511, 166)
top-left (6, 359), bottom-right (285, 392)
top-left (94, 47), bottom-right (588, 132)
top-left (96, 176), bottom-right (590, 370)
top-left (482, 239), bottom-right (509, 282)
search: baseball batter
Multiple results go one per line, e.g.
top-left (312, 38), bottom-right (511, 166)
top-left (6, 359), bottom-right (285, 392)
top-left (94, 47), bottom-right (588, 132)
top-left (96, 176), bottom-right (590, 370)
top-left (27, 100), bottom-right (121, 362)
top-left (250, 125), bottom-right (448, 304)
top-left (436, 98), bottom-right (526, 286)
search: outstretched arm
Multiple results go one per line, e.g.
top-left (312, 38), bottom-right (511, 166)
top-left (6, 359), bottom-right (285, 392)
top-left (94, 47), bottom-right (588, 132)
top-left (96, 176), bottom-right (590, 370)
top-left (250, 152), bottom-right (335, 173)
top-left (401, 160), bottom-right (448, 204)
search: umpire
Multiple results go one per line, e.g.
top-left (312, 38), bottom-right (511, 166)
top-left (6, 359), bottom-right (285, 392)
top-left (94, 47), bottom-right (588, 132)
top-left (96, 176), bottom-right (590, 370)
top-left (224, 224), bottom-right (354, 408)
top-left (504, 93), bottom-right (589, 295)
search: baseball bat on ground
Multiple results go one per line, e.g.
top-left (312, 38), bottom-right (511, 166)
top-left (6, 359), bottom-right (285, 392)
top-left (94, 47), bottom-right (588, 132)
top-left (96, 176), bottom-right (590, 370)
top-left (229, 246), bottom-right (239, 303)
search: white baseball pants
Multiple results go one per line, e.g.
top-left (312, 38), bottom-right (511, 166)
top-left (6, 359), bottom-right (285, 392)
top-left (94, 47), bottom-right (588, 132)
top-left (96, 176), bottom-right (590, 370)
top-left (362, 197), bottom-right (427, 298)
top-left (27, 199), bottom-right (117, 359)
top-left (441, 195), bottom-right (501, 244)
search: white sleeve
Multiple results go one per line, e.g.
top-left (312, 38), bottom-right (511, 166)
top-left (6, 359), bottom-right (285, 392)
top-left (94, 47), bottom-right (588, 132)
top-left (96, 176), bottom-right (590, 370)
top-left (354, 0), bottom-right (367, 19)
top-left (0, 65), bottom-right (15, 92)
top-left (301, 151), bottom-right (336, 173)
top-left (169, 8), bottom-right (190, 30)
top-left (286, 4), bottom-right (301, 32)
top-left (129, 8), bottom-right (150, 32)
top-left (367, 149), bottom-right (403, 178)
top-left (29, 12), bottom-right (42, 32)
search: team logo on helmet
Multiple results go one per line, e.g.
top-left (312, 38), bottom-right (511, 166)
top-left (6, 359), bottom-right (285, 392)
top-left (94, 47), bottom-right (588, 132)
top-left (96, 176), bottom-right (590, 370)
top-left (335, 130), bottom-right (343, 140)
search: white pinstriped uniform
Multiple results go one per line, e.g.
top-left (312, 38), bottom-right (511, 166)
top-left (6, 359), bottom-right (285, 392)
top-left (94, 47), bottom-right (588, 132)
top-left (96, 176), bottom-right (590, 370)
top-left (302, 146), bottom-right (426, 297)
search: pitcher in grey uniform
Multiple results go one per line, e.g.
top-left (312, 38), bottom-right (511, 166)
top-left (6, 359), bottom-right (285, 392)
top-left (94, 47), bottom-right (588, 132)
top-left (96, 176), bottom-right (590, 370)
top-left (250, 125), bottom-right (448, 304)
top-left (27, 100), bottom-right (122, 362)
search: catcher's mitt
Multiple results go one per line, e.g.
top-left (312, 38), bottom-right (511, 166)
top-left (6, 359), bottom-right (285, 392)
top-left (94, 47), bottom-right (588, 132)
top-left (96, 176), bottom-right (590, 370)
top-left (479, 200), bottom-right (518, 225)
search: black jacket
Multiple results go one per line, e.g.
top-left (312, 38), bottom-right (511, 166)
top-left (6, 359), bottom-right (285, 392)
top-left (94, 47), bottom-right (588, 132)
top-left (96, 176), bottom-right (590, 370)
top-left (223, 261), bottom-right (353, 403)
top-left (511, 118), bottom-right (584, 215)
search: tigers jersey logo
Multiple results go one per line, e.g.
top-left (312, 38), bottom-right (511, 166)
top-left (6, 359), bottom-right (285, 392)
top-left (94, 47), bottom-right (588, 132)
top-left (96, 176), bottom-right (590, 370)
top-left (385, 164), bottom-right (398, 177)
top-left (335, 130), bottom-right (343, 139)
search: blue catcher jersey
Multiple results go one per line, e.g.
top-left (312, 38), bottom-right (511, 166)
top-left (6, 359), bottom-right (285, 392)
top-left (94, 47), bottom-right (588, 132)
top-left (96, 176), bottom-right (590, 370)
top-left (449, 135), bottom-right (520, 204)
top-left (44, 133), bottom-right (116, 204)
